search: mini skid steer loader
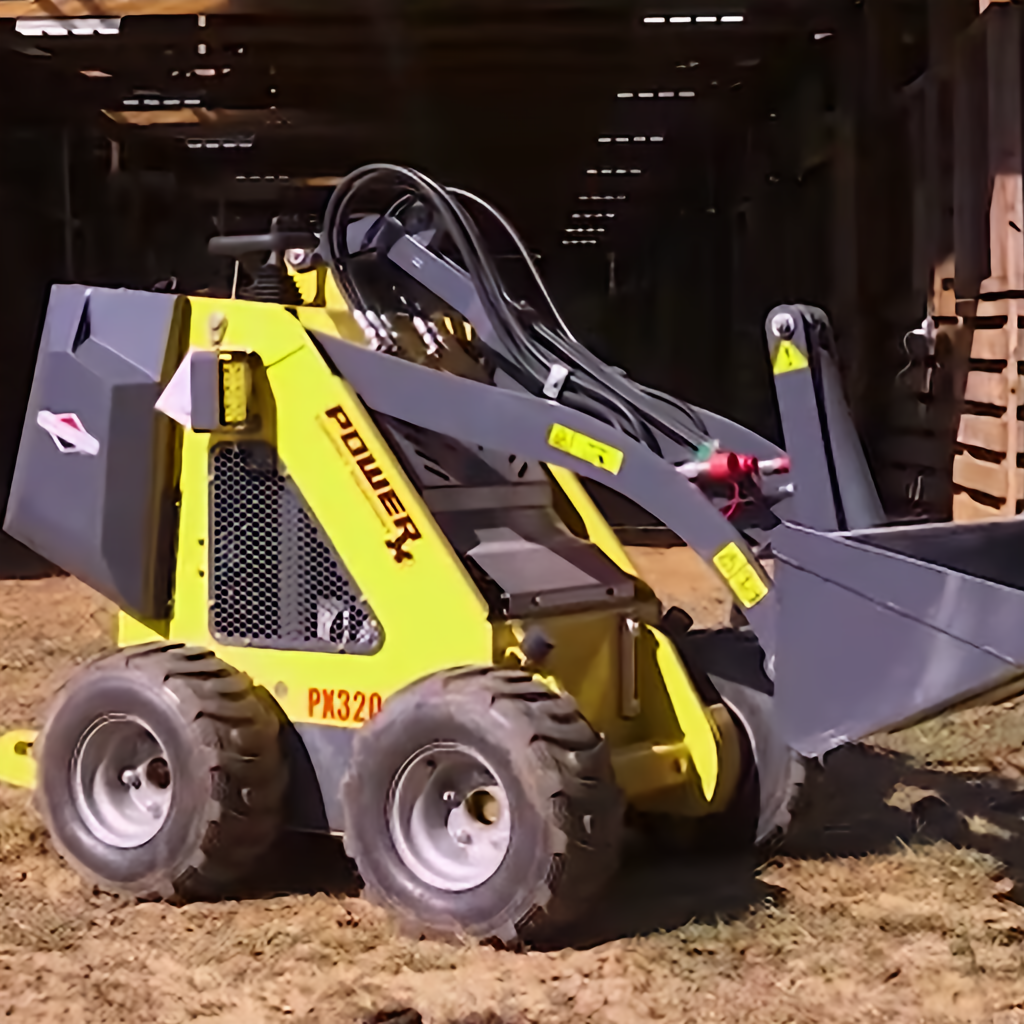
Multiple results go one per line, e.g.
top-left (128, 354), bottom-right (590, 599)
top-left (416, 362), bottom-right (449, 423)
top-left (5, 164), bottom-right (1024, 944)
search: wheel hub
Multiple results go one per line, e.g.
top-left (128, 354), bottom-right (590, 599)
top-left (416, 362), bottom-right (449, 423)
top-left (71, 715), bottom-right (173, 849)
top-left (388, 743), bottom-right (511, 891)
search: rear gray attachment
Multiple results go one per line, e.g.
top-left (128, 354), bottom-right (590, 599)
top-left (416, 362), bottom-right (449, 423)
top-left (4, 285), bottom-right (182, 620)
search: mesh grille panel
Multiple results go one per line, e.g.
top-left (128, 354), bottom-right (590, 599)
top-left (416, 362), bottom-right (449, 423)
top-left (210, 443), bottom-right (382, 653)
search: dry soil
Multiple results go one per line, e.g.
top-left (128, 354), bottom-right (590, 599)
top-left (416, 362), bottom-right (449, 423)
top-left (4, 550), bottom-right (1024, 1023)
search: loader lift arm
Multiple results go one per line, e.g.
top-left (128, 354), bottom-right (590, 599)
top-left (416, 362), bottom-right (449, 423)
top-left (316, 331), bottom-right (781, 664)
top-left (309, 166), bottom-right (1024, 761)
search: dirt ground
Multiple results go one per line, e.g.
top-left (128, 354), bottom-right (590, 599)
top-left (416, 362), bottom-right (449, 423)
top-left (5, 551), bottom-right (1024, 1023)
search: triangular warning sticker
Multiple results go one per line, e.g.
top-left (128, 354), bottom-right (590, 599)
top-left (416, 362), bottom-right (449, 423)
top-left (772, 339), bottom-right (809, 375)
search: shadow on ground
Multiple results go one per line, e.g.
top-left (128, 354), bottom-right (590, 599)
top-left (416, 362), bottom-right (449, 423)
top-left (238, 829), bottom-right (363, 901)
top-left (551, 743), bottom-right (1024, 949)
top-left (540, 840), bottom-right (781, 950)
top-left (226, 743), bottom-right (1024, 951)
top-left (785, 743), bottom-right (1024, 876)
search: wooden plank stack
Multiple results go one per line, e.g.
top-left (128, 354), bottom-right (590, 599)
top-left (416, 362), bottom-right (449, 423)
top-left (949, 2), bottom-right (1024, 520)
top-left (952, 299), bottom-right (1023, 519)
top-left (881, 2), bottom-right (1024, 523)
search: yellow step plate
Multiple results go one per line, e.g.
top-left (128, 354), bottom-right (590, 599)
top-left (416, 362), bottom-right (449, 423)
top-left (0, 730), bottom-right (37, 790)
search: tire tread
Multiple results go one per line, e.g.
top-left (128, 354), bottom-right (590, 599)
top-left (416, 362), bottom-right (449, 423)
top-left (341, 665), bottom-right (623, 944)
top-left (36, 643), bottom-right (285, 901)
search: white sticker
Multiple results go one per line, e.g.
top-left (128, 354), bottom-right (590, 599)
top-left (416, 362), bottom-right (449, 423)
top-left (155, 348), bottom-right (195, 429)
top-left (36, 411), bottom-right (100, 456)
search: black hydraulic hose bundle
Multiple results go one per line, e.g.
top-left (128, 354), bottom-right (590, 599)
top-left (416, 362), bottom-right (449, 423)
top-left (321, 163), bottom-right (712, 457)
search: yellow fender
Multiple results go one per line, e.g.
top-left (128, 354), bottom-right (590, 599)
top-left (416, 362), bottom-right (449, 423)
top-left (0, 730), bottom-right (37, 790)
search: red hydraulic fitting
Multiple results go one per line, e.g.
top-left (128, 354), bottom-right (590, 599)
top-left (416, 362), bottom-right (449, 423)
top-left (678, 451), bottom-right (790, 483)
top-left (679, 450), bottom-right (750, 483)
top-left (705, 450), bottom-right (741, 482)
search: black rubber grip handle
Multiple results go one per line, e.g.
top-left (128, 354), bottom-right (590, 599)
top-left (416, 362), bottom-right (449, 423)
top-left (208, 230), bottom-right (318, 258)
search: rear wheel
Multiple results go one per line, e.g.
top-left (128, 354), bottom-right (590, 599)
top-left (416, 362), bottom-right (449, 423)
top-left (340, 667), bottom-right (624, 944)
top-left (648, 624), bottom-right (805, 852)
top-left (713, 676), bottom-right (805, 848)
top-left (36, 642), bottom-right (286, 899)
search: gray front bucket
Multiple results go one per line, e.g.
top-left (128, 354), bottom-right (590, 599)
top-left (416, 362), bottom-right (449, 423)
top-left (773, 517), bottom-right (1024, 758)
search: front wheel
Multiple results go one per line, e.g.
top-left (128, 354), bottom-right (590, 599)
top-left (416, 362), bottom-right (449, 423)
top-left (340, 667), bottom-right (625, 944)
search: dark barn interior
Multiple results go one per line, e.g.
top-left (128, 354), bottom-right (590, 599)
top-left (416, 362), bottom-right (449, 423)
top-left (0, 0), bottom-right (1016, 573)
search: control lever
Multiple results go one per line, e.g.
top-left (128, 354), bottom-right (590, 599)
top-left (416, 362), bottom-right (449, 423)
top-left (208, 216), bottom-right (319, 304)
top-left (207, 216), bottom-right (318, 260)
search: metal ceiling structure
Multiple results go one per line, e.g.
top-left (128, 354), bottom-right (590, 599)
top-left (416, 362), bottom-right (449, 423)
top-left (0, 2), bottom-right (857, 265)
top-left (0, 0), bottom-right (949, 577)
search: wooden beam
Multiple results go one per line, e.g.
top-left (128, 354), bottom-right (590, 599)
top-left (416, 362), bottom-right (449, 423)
top-left (962, 5), bottom-right (1024, 516)
top-left (971, 325), bottom-right (1015, 359)
top-left (958, 412), bottom-right (1024, 451)
top-left (102, 107), bottom-right (284, 126)
top-left (952, 488), bottom-right (1002, 519)
top-left (953, 20), bottom-right (990, 298)
top-left (953, 449), bottom-right (1021, 499)
top-left (965, 368), bottom-right (1009, 405)
top-left (2, 1), bottom-right (551, 13)
top-left (0, 2), bottom-right (230, 14)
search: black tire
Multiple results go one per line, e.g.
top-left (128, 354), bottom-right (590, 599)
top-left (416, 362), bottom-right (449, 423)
top-left (340, 666), bottom-right (624, 945)
top-left (647, 624), bottom-right (805, 853)
top-left (715, 676), bottom-right (805, 848)
top-left (35, 642), bottom-right (286, 899)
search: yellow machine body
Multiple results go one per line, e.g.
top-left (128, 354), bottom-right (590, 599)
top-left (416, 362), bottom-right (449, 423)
top-left (3, 273), bottom-right (738, 824)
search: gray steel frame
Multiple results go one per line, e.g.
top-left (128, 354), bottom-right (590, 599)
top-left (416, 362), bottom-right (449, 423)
top-left (325, 233), bottom-right (1024, 760)
top-left (317, 333), bottom-right (779, 661)
top-left (765, 306), bottom-right (884, 532)
top-left (368, 219), bottom-right (792, 475)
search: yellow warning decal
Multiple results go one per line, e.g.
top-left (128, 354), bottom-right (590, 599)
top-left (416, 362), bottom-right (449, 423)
top-left (712, 541), bottom-right (769, 609)
top-left (772, 339), bottom-right (809, 375)
top-left (548, 424), bottom-right (624, 475)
